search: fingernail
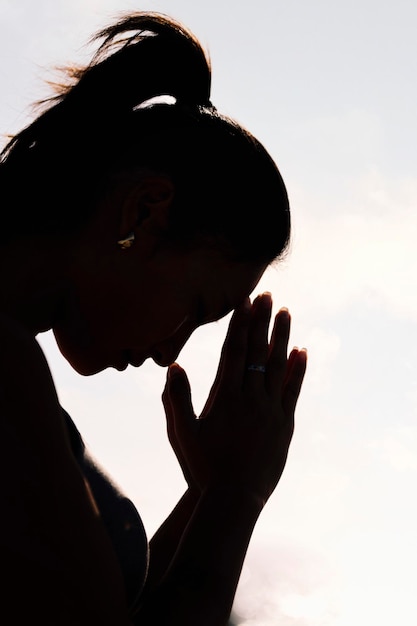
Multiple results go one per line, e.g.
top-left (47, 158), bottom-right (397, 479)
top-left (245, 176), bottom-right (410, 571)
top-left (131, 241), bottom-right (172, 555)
top-left (277, 307), bottom-right (290, 322)
top-left (168, 363), bottom-right (181, 379)
top-left (259, 292), bottom-right (272, 307)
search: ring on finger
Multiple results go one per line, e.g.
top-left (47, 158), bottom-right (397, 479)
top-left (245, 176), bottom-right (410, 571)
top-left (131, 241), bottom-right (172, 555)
top-left (247, 363), bottom-right (266, 373)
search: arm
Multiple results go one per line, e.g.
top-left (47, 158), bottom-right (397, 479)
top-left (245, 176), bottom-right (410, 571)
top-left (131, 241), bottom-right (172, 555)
top-left (143, 487), bottom-right (199, 594)
top-left (0, 316), bottom-right (133, 626)
top-left (138, 488), bottom-right (263, 625)
top-left (134, 293), bottom-right (307, 625)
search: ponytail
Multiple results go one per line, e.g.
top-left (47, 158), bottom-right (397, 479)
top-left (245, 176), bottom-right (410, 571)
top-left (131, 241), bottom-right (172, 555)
top-left (0, 13), bottom-right (214, 240)
top-left (1, 12), bottom-right (212, 160)
top-left (0, 12), bottom-right (290, 266)
top-left (87, 12), bottom-right (212, 108)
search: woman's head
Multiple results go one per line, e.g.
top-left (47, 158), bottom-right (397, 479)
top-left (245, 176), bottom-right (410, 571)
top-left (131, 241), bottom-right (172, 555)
top-left (52, 224), bottom-right (269, 374)
top-left (0, 11), bottom-right (290, 264)
top-left (0, 12), bottom-right (292, 374)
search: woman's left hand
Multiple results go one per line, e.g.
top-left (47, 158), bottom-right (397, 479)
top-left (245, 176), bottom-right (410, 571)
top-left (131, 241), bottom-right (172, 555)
top-left (162, 293), bottom-right (307, 504)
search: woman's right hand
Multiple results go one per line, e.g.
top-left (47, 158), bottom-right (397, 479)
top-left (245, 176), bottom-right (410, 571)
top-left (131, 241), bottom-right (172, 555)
top-left (162, 293), bottom-right (307, 504)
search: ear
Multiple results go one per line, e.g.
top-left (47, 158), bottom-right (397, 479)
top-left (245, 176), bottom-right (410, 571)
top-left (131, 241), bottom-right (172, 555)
top-left (118, 175), bottom-right (175, 243)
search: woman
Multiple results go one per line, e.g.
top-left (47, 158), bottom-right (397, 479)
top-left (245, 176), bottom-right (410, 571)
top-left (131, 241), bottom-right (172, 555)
top-left (0, 11), bottom-right (307, 626)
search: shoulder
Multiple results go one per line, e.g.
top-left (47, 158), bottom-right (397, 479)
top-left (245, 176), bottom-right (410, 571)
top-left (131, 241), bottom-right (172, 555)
top-left (0, 317), bottom-right (133, 623)
top-left (0, 313), bottom-right (65, 454)
top-left (0, 312), bottom-right (54, 379)
top-left (0, 316), bottom-right (71, 482)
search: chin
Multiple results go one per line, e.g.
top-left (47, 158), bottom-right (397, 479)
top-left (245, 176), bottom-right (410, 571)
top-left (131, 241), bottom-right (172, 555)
top-left (76, 363), bottom-right (107, 376)
top-left (65, 355), bottom-right (107, 377)
top-left (53, 331), bottom-right (108, 376)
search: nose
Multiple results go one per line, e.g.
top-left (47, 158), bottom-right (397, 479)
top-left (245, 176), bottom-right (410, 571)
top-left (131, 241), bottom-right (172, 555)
top-left (151, 326), bottom-right (196, 367)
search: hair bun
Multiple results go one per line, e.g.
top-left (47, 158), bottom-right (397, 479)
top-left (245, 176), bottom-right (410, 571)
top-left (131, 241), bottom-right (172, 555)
top-left (82, 11), bottom-right (212, 113)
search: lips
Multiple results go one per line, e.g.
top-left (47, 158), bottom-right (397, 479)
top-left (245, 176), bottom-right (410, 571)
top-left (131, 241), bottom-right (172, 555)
top-left (129, 357), bottom-right (146, 367)
top-left (123, 350), bottom-right (147, 368)
top-left (114, 359), bottom-right (128, 372)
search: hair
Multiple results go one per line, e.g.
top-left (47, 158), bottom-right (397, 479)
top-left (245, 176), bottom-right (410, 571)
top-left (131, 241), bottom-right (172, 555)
top-left (0, 11), bottom-right (290, 264)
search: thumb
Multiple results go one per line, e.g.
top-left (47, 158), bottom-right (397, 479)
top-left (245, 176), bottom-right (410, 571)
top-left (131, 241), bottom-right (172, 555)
top-left (165, 363), bottom-right (196, 438)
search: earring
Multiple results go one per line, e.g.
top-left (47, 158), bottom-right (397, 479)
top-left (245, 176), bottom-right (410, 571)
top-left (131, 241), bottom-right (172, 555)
top-left (117, 231), bottom-right (135, 250)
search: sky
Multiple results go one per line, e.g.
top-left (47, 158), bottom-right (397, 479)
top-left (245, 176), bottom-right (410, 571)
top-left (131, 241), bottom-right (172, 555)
top-left (1, 0), bottom-right (416, 624)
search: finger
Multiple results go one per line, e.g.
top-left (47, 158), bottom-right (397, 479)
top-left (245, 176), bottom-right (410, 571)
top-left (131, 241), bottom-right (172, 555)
top-left (162, 371), bottom-right (184, 450)
top-left (245, 292), bottom-right (272, 391)
top-left (200, 300), bottom-right (251, 419)
top-left (210, 297), bottom-right (252, 390)
top-left (282, 345), bottom-right (301, 387)
top-left (163, 365), bottom-right (186, 453)
top-left (266, 307), bottom-right (291, 395)
top-left (282, 348), bottom-right (308, 416)
top-left (163, 364), bottom-right (199, 486)
top-left (164, 363), bottom-right (196, 442)
top-left (162, 377), bottom-right (176, 444)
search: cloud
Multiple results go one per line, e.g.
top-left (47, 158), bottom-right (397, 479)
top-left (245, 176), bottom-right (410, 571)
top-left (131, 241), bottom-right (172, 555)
top-left (258, 167), bottom-right (417, 326)
top-left (368, 427), bottom-right (417, 472)
top-left (231, 538), bottom-right (341, 626)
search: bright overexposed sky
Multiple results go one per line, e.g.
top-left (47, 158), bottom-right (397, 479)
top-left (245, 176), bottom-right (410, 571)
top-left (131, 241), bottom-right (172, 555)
top-left (1, 1), bottom-right (416, 624)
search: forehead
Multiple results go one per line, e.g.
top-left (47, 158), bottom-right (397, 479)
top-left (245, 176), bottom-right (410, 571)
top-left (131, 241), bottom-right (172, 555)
top-left (188, 250), bottom-right (267, 321)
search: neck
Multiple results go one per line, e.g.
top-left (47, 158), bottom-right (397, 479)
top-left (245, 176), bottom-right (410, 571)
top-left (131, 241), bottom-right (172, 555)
top-left (0, 237), bottom-right (70, 336)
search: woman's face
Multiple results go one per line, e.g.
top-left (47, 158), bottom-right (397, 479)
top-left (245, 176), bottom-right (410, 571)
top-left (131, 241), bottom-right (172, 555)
top-left (53, 240), bottom-right (267, 376)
